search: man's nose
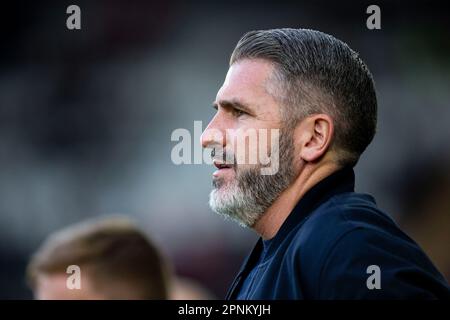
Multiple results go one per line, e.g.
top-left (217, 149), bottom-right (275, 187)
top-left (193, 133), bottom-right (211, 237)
top-left (201, 116), bottom-right (226, 149)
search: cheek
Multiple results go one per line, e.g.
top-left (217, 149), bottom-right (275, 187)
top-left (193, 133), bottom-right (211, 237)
top-left (228, 128), bottom-right (280, 166)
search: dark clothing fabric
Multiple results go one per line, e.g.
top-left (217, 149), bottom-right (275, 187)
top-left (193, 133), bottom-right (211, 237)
top-left (226, 167), bottom-right (450, 299)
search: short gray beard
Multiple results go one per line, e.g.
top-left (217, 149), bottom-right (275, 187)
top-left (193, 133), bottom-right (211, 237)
top-left (209, 129), bottom-right (295, 227)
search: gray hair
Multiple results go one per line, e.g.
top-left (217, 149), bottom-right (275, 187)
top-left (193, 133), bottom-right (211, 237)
top-left (230, 28), bottom-right (377, 166)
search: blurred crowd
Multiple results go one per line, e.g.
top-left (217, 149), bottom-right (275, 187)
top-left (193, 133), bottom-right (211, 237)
top-left (0, 0), bottom-right (449, 298)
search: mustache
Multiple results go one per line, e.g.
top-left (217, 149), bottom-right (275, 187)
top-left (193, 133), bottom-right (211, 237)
top-left (211, 147), bottom-right (236, 166)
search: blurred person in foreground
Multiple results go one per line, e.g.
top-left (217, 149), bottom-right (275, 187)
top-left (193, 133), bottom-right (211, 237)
top-left (27, 217), bottom-right (171, 299)
top-left (171, 277), bottom-right (216, 300)
top-left (201, 28), bottom-right (450, 299)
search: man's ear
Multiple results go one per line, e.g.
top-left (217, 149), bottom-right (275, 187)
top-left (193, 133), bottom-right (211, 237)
top-left (295, 114), bottom-right (334, 163)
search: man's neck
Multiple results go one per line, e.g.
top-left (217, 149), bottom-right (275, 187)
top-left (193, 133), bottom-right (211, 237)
top-left (253, 163), bottom-right (340, 240)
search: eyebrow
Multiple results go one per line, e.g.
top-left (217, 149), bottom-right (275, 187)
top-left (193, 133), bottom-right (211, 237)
top-left (212, 99), bottom-right (254, 114)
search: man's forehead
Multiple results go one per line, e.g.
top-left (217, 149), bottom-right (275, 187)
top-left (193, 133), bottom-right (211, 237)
top-left (216, 59), bottom-right (275, 102)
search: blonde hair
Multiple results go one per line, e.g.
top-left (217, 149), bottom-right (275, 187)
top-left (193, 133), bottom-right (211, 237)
top-left (27, 216), bottom-right (171, 299)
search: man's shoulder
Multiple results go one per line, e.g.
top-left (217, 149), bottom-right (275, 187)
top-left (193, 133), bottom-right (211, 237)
top-left (283, 192), bottom-right (450, 299)
top-left (289, 191), bottom-right (400, 254)
top-left (285, 192), bottom-right (400, 288)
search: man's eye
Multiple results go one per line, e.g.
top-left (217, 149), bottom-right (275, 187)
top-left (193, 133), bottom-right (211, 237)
top-left (232, 109), bottom-right (246, 117)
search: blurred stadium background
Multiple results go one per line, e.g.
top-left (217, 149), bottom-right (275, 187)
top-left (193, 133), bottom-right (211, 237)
top-left (0, 0), bottom-right (449, 298)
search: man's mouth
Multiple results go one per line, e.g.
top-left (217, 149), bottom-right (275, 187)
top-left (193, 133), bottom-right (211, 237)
top-left (213, 160), bottom-right (233, 170)
top-left (212, 160), bottom-right (234, 177)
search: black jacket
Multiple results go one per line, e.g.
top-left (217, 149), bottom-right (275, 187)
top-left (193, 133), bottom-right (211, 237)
top-left (226, 167), bottom-right (450, 299)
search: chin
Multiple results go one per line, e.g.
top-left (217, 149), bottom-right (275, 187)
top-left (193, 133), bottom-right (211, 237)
top-left (209, 187), bottom-right (263, 228)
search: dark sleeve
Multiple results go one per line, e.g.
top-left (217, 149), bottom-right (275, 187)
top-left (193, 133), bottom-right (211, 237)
top-left (317, 228), bottom-right (450, 299)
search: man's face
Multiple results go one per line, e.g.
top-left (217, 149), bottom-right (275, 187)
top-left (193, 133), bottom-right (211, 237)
top-left (34, 273), bottom-right (105, 300)
top-left (201, 59), bottom-right (296, 227)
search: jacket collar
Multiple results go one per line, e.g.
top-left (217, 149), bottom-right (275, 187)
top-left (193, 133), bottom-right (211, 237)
top-left (265, 166), bottom-right (355, 257)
